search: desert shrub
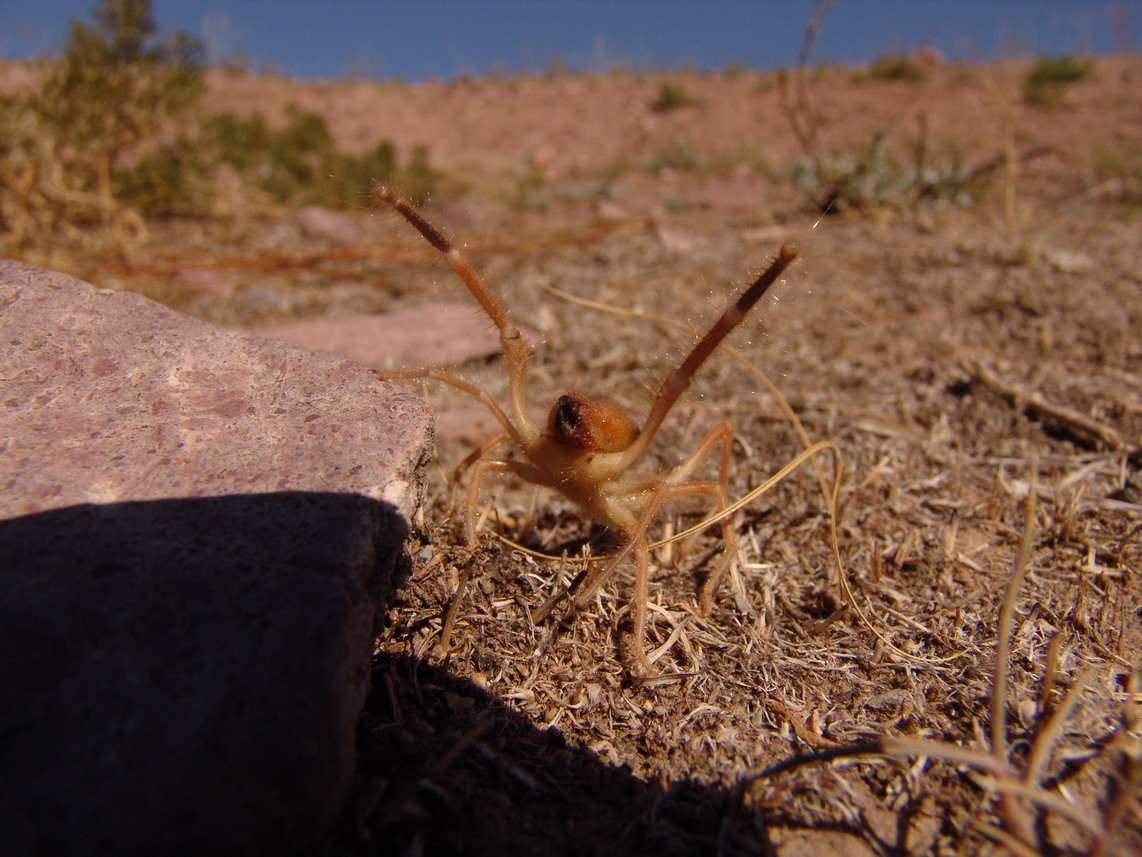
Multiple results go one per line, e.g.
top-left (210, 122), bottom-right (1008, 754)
top-left (642, 141), bottom-right (705, 175)
top-left (793, 131), bottom-right (993, 212)
top-left (399, 145), bottom-right (441, 206)
top-left (36, 0), bottom-right (204, 202)
top-left (203, 113), bottom-right (273, 172)
top-left (793, 133), bottom-right (903, 211)
top-left (205, 108), bottom-right (435, 208)
top-left (112, 138), bottom-right (212, 216)
top-left (0, 0), bottom-right (207, 244)
top-left (866, 53), bottom-right (925, 82)
top-left (1023, 56), bottom-right (1091, 108)
top-left (649, 81), bottom-right (699, 113)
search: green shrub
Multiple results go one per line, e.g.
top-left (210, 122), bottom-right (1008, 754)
top-left (204, 108), bottom-right (435, 208)
top-left (202, 113), bottom-right (273, 172)
top-left (1023, 56), bottom-right (1091, 108)
top-left (867, 53), bottom-right (925, 82)
top-left (649, 81), bottom-right (699, 113)
top-left (0, 0), bottom-right (208, 240)
top-left (399, 145), bottom-right (441, 206)
top-left (112, 138), bottom-right (212, 216)
top-left (36, 0), bottom-right (204, 202)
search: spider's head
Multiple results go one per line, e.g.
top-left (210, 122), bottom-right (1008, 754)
top-left (546, 393), bottom-right (639, 454)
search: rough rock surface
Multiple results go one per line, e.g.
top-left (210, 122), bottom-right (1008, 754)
top-left (257, 300), bottom-right (542, 370)
top-left (0, 260), bottom-right (432, 857)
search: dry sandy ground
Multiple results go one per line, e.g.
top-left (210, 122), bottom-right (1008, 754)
top-left (5, 54), bottom-right (1140, 855)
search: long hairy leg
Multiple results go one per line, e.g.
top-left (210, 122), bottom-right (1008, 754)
top-left (628, 536), bottom-right (653, 676)
top-left (613, 244), bottom-right (798, 471)
top-left (533, 480), bottom-right (723, 619)
top-left (463, 458), bottom-right (553, 547)
top-left (374, 184), bottom-right (537, 441)
top-left (372, 366), bottom-right (526, 446)
top-left (532, 480), bottom-right (728, 672)
top-left (447, 432), bottom-right (508, 514)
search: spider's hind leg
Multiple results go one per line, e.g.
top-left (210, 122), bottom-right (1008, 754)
top-left (665, 420), bottom-right (740, 616)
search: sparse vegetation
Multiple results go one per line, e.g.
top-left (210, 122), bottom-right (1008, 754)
top-left (792, 135), bottom-right (903, 211)
top-left (648, 80), bottom-right (699, 112)
top-left (0, 0), bottom-right (205, 243)
top-left (1023, 55), bottom-right (1092, 107)
top-left (0, 0), bottom-right (446, 250)
top-left (203, 109), bottom-right (431, 208)
top-left (112, 138), bottom-right (213, 217)
top-left (641, 141), bottom-right (705, 175)
top-left (866, 52), bottom-right (926, 82)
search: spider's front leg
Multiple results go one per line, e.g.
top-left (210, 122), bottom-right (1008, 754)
top-left (444, 432), bottom-right (506, 529)
top-left (461, 456), bottom-right (553, 547)
top-left (543, 466), bottom-right (736, 676)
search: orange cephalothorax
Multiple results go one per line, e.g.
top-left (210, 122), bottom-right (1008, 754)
top-left (546, 393), bottom-right (640, 453)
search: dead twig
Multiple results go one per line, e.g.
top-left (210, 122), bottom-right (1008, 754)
top-left (964, 359), bottom-right (1124, 450)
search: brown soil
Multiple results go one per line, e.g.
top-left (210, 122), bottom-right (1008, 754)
top-left (7, 55), bottom-right (1140, 855)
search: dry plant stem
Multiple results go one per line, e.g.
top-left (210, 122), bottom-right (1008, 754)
top-left (975, 823), bottom-right (1044, 857)
top-left (1024, 666), bottom-right (1096, 786)
top-left (991, 462), bottom-right (1037, 845)
top-left (741, 737), bottom-right (1105, 839)
top-left (780, 0), bottom-right (833, 158)
top-left (1038, 629), bottom-right (1065, 713)
top-left (437, 564), bottom-right (474, 656)
top-left (966, 359), bottom-right (1124, 450)
top-left (739, 463), bottom-right (1125, 851)
top-left (1092, 750), bottom-right (1140, 857)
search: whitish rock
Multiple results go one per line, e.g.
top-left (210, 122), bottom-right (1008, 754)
top-left (1041, 247), bottom-right (1096, 274)
top-left (257, 301), bottom-right (542, 370)
top-left (654, 222), bottom-right (706, 256)
top-left (0, 260), bottom-right (432, 857)
top-left (296, 205), bottom-right (365, 245)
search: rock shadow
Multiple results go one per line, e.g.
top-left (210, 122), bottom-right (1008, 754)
top-left (0, 492), bottom-right (407, 857)
top-left (334, 652), bottom-right (752, 857)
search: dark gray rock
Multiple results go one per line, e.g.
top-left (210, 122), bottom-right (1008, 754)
top-left (0, 260), bottom-right (433, 856)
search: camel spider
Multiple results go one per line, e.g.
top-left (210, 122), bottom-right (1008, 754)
top-left (373, 183), bottom-right (798, 674)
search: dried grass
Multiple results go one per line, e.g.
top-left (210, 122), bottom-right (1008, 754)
top-left (368, 206), bottom-right (1138, 854)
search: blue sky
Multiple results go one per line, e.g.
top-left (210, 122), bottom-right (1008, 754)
top-left (1, 1), bottom-right (1135, 81)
